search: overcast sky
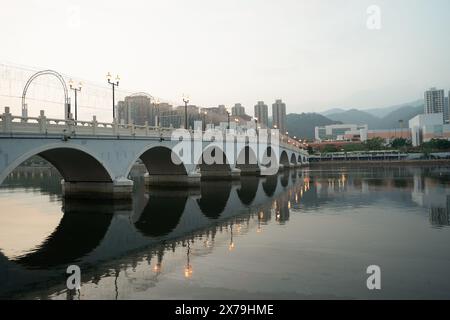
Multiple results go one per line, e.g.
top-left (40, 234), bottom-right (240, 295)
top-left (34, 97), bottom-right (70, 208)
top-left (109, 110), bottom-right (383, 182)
top-left (1, 0), bottom-right (449, 116)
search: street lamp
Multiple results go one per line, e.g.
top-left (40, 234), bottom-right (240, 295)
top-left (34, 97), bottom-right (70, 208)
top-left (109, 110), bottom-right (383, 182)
top-left (69, 79), bottom-right (82, 121)
top-left (182, 94), bottom-right (190, 129)
top-left (107, 72), bottom-right (120, 120)
top-left (226, 109), bottom-right (230, 130)
top-left (202, 110), bottom-right (207, 131)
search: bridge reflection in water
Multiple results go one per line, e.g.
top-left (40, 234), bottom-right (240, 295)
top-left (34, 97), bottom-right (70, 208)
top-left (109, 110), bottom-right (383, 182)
top-left (2, 165), bottom-right (450, 299)
top-left (0, 165), bottom-right (309, 299)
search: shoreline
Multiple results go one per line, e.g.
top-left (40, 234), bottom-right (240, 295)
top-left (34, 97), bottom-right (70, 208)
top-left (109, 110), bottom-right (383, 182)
top-left (308, 159), bottom-right (450, 167)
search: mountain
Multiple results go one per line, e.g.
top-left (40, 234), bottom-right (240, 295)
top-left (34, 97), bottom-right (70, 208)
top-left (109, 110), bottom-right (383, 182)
top-left (377, 105), bottom-right (423, 129)
top-left (322, 108), bottom-right (346, 116)
top-left (285, 113), bottom-right (341, 140)
top-left (326, 109), bottom-right (379, 128)
top-left (364, 100), bottom-right (424, 118)
top-left (324, 102), bottom-right (424, 129)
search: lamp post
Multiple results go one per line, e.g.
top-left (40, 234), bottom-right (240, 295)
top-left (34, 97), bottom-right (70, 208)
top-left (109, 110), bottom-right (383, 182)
top-left (182, 94), bottom-right (189, 129)
top-left (69, 79), bottom-right (82, 121)
top-left (202, 110), bottom-right (207, 131)
top-left (226, 110), bottom-right (230, 130)
top-left (107, 72), bottom-right (120, 120)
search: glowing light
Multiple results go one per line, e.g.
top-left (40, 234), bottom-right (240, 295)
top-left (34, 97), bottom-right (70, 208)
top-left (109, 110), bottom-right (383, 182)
top-left (153, 263), bottom-right (161, 273)
top-left (184, 265), bottom-right (193, 278)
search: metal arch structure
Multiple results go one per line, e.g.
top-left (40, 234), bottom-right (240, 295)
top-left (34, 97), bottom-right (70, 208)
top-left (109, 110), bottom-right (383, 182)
top-left (22, 70), bottom-right (71, 119)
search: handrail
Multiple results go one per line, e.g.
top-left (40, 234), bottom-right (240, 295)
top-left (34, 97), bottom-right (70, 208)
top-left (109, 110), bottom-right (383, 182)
top-left (1, 108), bottom-right (304, 152)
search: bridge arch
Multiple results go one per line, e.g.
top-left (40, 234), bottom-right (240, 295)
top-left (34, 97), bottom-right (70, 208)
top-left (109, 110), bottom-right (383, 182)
top-left (298, 154), bottom-right (302, 164)
top-left (126, 145), bottom-right (188, 178)
top-left (260, 146), bottom-right (279, 174)
top-left (290, 153), bottom-right (298, 166)
top-left (236, 145), bottom-right (259, 174)
top-left (195, 145), bottom-right (232, 179)
top-left (0, 143), bottom-right (114, 185)
top-left (280, 150), bottom-right (290, 167)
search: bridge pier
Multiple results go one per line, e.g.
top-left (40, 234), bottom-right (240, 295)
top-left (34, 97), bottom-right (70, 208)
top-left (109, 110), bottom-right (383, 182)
top-left (144, 171), bottom-right (201, 187)
top-left (200, 167), bottom-right (241, 180)
top-left (61, 178), bottom-right (134, 200)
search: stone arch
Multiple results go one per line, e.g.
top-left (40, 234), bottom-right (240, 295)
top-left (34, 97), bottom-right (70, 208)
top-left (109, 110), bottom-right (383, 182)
top-left (128, 145), bottom-right (188, 178)
top-left (196, 145), bottom-right (232, 179)
top-left (280, 150), bottom-right (290, 167)
top-left (0, 144), bottom-right (114, 185)
top-left (260, 146), bottom-right (279, 175)
top-left (236, 145), bottom-right (259, 175)
top-left (290, 153), bottom-right (298, 165)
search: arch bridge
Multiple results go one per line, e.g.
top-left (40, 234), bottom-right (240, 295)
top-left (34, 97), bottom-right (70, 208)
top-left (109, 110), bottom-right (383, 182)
top-left (0, 107), bottom-right (309, 199)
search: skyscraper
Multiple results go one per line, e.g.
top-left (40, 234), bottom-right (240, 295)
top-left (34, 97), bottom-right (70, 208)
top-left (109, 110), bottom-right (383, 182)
top-left (424, 88), bottom-right (446, 122)
top-left (272, 99), bottom-right (287, 133)
top-left (254, 101), bottom-right (268, 128)
top-left (232, 103), bottom-right (245, 116)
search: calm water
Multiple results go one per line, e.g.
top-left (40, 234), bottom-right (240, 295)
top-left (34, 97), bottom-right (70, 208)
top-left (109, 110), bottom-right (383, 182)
top-left (1, 165), bottom-right (450, 299)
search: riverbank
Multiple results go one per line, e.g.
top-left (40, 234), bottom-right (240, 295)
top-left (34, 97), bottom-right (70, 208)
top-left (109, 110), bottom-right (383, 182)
top-left (308, 159), bottom-right (450, 167)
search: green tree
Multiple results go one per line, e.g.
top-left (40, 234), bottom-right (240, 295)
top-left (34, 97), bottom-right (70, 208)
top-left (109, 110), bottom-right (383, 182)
top-left (363, 137), bottom-right (385, 150)
top-left (342, 143), bottom-right (365, 152)
top-left (422, 138), bottom-right (450, 150)
top-left (391, 138), bottom-right (412, 149)
top-left (322, 144), bottom-right (339, 153)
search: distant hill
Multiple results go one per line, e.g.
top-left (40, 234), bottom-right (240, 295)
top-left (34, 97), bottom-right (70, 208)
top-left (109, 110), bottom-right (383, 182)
top-left (377, 105), bottom-right (423, 129)
top-left (324, 102), bottom-right (424, 129)
top-left (286, 113), bottom-right (341, 139)
top-left (322, 108), bottom-right (346, 116)
top-left (326, 109), bottom-right (379, 128)
top-left (286, 100), bottom-right (425, 138)
top-left (364, 100), bottom-right (424, 118)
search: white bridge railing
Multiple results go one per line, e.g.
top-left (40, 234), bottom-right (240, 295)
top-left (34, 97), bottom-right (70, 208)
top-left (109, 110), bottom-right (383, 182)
top-left (0, 107), bottom-right (304, 153)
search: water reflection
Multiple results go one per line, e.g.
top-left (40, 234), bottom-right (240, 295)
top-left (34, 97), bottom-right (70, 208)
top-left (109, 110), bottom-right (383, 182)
top-left (197, 181), bottom-right (232, 219)
top-left (134, 190), bottom-right (187, 237)
top-left (236, 176), bottom-right (259, 206)
top-left (1, 165), bottom-right (450, 299)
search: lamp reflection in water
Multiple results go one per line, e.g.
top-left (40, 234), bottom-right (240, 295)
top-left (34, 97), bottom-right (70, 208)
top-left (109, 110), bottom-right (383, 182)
top-left (153, 249), bottom-right (163, 274)
top-left (257, 211), bottom-right (264, 233)
top-left (228, 224), bottom-right (235, 251)
top-left (184, 240), bottom-right (193, 278)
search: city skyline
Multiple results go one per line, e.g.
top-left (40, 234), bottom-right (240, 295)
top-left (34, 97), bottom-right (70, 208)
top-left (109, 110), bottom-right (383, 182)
top-left (1, 0), bottom-right (449, 118)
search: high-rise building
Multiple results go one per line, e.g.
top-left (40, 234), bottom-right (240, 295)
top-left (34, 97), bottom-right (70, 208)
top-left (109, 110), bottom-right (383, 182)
top-left (117, 94), bottom-right (173, 126)
top-left (254, 101), bottom-right (268, 128)
top-left (160, 105), bottom-right (200, 129)
top-left (117, 94), bottom-right (152, 125)
top-left (424, 88), bottom-right (446, 122)
top-left (272, 99), bottom-right (287, 133)
top-left (232, 103), bottom-right (245, 116)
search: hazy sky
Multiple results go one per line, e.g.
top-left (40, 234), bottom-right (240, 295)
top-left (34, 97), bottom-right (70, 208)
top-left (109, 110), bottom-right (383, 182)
top-left (1, 0), bottom-right (450, 115)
